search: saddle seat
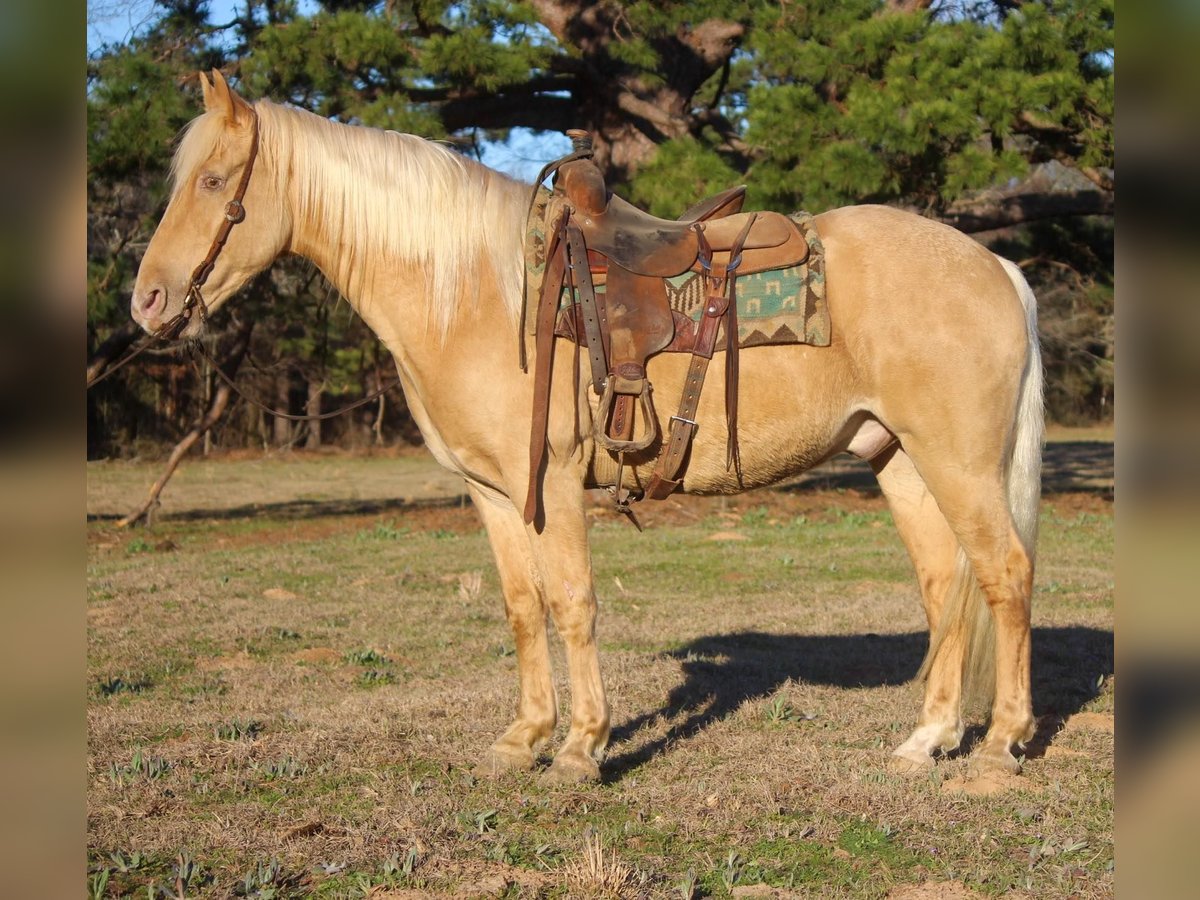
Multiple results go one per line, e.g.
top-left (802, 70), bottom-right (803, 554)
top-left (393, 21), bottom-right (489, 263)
top-left (558, 163), bottom-right (802, 278)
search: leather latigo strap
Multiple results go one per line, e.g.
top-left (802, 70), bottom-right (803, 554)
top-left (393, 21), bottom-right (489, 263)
top-left (644, 214), bottom-right (756, 500)
top-left (641, 295), bottom-right (722, 500)
top-left (524, 210), bottom-right (570, 525)
top-left (724, 226), bottom-right (744, 478)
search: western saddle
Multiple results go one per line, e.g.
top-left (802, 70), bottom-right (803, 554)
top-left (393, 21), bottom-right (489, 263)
top-left (524, 131), bottom-right (810, 525)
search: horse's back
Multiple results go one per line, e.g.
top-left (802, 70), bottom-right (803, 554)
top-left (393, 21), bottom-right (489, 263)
top-left (816, 204), bottom-right (1015, 297)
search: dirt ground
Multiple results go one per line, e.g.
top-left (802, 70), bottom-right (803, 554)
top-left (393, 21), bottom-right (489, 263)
top-left (87, 428), bottom-right (1112, 524)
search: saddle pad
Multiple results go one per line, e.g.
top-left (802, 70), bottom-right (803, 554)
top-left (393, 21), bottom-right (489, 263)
top-left (666, 211), bottom-right (828, 348)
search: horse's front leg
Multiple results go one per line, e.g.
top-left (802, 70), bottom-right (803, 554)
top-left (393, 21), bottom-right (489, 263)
top-left (532, 469), bottom-right (610, 782)
top-left (469, 485), bottom-right (558, 774)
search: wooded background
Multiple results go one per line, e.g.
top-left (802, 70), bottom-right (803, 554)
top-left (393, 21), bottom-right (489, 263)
top-left (86, 0), bottom-right (1113, 459)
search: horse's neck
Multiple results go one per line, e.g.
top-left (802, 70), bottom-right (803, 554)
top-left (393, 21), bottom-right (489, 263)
top-left (286, 210), bottom-right (422, 350)
top-left (277, 115), bottom-right (524, 366)
top-left (281, 155), bottom-right (396, 325)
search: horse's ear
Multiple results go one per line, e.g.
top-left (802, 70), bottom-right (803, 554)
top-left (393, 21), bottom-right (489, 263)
top-left (201, 68), bottom-right (253, 127)
top-left (199, 70), bottom-right (217, 109)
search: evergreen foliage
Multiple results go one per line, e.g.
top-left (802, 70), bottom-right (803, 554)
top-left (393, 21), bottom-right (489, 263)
top-left (87, 0), bottom-right (1114, 455)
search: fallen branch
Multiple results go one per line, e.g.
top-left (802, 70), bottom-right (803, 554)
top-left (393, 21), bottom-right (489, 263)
top-left (117, 322), bottom-right (253, 528)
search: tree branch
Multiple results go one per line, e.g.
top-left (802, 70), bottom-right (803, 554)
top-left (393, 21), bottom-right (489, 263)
top-left (117, 322), bottom-right (253, 528)
top-left (677, 19), bottom-right (745, 69)
top-left (406, 0), bottom-right (453, 37)
top-left (438, 93), bottom-right (577, 134)
top-left (406, 73), bottom-right (577, 103)
top-left (884, 0), bottom-right (934, 12)
top-left (689, 108), bottom-right (755, 161)
top-left (526, 0), bottom-right (608, 51)
top-left (940, 188), bottom-right (1114, 233)
top-left (614, 90), bottom-right (682, 138)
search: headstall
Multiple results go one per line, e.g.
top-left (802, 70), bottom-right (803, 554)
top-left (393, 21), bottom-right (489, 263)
top-left (157, 106), bottom-right (261, 340)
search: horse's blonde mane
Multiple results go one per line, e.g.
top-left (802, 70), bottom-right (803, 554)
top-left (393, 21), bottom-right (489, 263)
top-left (172, 99), bottom-right (528, 338)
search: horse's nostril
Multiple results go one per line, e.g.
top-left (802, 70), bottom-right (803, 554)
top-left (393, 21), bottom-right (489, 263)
top-left (138, 287), bottom-right (165, 317)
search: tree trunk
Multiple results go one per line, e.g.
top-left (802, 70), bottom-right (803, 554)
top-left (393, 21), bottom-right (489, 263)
top-left (272, 369), bottom-right (292, 447)
top-left (202, 357), bottom-right (213, 456)
top-left (524, 0), bottom-right (745, 182)
top-left (373, 391), bottom-right (385, 447)
top-left (940, 188), bottom-right (1114, 233)
top-left (117, 322), bottom-right (253, 528)
top-left (304, 377), bottom-right (323, 449)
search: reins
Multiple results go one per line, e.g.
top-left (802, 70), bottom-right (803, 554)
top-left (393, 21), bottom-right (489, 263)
top-left (86, 333), bottom-right (162, 388)
top-left (88, 102), bottom-right (403, 422)
top-left (190, 339), bottom-right (399, 422)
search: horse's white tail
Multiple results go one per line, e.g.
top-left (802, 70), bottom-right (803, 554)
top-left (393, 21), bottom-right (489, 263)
top-left (918, 257), bottom-right (1044, 709)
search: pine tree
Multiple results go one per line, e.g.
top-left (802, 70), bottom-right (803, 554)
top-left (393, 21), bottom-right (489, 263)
top-left (87, 0), bottom-right (1114, 454)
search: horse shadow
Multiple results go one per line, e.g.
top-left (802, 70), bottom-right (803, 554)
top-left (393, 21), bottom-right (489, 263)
top-left (603, 625), bottom-right (1113, 778)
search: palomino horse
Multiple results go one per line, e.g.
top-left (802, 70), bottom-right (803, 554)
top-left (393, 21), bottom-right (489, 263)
top-left (132, 72), bottom-right (1043, 781)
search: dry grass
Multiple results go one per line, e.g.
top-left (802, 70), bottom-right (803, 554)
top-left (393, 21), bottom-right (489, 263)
top-left (87, 451), bottom-right (1113, 898)
top-left (560, 831), bottom-right (645, 898)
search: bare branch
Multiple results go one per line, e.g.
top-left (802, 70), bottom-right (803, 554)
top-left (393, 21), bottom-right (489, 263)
top-left (117, 322), bottom-right (253, 528)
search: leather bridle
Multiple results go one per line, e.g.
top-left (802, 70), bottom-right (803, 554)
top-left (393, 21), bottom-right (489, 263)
top-left (90, 104), bottom-right (404, 418)
top-left (157, 107), bottom-right (261, 340)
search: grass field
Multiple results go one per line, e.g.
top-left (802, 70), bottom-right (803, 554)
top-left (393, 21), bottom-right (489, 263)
top-left (86, 444), bottom-right (1113, 899)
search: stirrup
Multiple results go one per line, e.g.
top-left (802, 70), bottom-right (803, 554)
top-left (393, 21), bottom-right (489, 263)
top-left (594, 377), bottom-right (659, 453)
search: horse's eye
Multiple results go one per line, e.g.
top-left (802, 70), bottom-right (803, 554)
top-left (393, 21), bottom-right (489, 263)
top-left (199, 174), bottom-right (225, 192)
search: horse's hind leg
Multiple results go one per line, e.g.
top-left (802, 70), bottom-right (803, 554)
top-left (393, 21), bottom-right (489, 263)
top-left (871, 445), bottom-right (968, 769)
top-left (898, 439), bottom-right (1036, 774)
top-left (470, 486), bottom-right (558, 774)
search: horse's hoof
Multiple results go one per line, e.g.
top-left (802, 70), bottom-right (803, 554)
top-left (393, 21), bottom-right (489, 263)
top-left (969, 744), bottom-right (1022, 776)
top-left (476, 744), bottom-right (534, 778)
top-left (888, 749), bottom-right (935, 776)
top-left (544, 751), bottom-right (600, 784)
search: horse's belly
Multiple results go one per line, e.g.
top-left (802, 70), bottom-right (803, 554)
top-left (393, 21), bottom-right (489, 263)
top-left (612, 344), bottom-right (858, 495)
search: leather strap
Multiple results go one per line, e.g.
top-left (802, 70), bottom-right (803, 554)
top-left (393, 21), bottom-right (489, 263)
top-left (642, 298), bottom-right (722, 500)
top-left (725, 214), bottom-right (755, 480)
top-left (523, 210), bottom-right (570, 525)
top-left (158, 108), bottom-right (261, 340)
top-left (643, 214), bottom-right (755, 499)
top-left (564, 225), bottom-right (607, 395)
